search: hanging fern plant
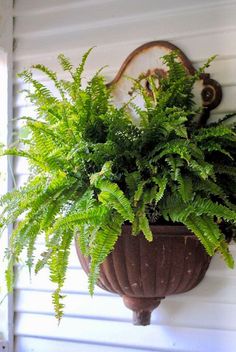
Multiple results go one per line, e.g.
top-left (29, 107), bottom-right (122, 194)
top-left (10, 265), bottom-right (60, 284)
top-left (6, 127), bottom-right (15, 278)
top-left (0, 49), bottom-right (236, 321)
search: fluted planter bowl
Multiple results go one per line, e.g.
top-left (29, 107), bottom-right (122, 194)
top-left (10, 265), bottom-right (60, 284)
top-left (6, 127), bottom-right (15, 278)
top-left (76, 225), bottom-right (211, 325)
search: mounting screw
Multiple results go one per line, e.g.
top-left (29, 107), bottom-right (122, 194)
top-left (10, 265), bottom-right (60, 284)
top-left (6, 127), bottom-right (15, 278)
top-left (0, 342), bottom-right (8, 351)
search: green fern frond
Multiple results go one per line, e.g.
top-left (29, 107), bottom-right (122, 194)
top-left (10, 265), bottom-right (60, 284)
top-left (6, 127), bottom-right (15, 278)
top-left (177, 175), bottom-right (193, 202)
top-left (184, 214), bottom-right (234, 268)
top-left (218, 239), bottom-right (235, 268)
top-left (51, 206), bottom-right (108, 233)
top-left (200, 141), bottom-right (233, 159)
top-left (49, 229), bottom-right (73, 321)
top-left (18, 70), bottom-right (58, 106)
top-left (142, 186), bottom-right (158, 204)
top-left (57, 54), bottom-right (73, 74)
top-left (5, 259), bottom-right (14, 293)
top-left (193, 196), bottom-right (236, 222)
top-left (139, 213), bottom-right (153, 241)
top-left (165, 156), bottom-right (184, 180)
top-left (52, 288), bottom-right (66, 323)
top-left (191, 55), bottom-right (217, 81)
top-left (188, 159), bottom-right (214, 179)
top-left (125, 171), bottom-right (141, 197)
top-left (134, 181), bottom-right (146, 205)
top-left (184, 214), bottom-right (215, 256)
top-left (195, 125), bottom-right (235, 141)
top-left (88, 214), bottom-right (122, 294)
top-left (157, 139), bottom-right (191, 163)
top-left (70, 47), bottom-right (95, 99)
top-left (214, 164), bottom-right (236, 177)
top-left (153, 175), bottom-right (168, 202)
top-left (32, 64), bottom-right (65, 99)
top-left (96, 180), bottom-right (134, 222)
top-left (200, 215), bottom-right (234, 267)
top-left (35, 249), bottom-right (53, 274)
top-left (194, 178), bottom-right (227, 199)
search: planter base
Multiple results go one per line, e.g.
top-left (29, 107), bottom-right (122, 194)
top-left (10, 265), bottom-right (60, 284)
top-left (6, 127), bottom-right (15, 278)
top-left (123, 295), bottom-right (163, 325)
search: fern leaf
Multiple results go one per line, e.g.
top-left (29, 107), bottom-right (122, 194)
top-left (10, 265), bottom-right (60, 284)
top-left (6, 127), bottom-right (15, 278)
top-left (134, 181), bottom-right (145, 205)
top-left (143, 186), bottom-right (158, 204)
top-left (52, 288), bottom-right (66, 323)
top-left (200, 215), bottom-right (234, 268)
top-left (97, 180), bottom-right (134, 222)
top-left (184, 215), bottom-right (215, 256)
top-left (32, 64), bottom-right (65, 99)
top-left (165, 156), bottom-right (183, 180)
top-left (71, 47), bottom-right (94, 99)
top-left (139, 213), bottom-right (153, 241)
top-left (195, 125), bottom-right (235, 141)
top-left (153, 175), bottom-right (168, 202)
top-left (193, 197), bottom-right (236, 221)
top-left (214, 164), bottom-right (236, 177)
top-left (218, 239), bottom-right (234, 268)
top-left (188, 159), bottom-right (213, 179)
top-left (88, 214), bottom-right (122, 294)
top-left (35, 249), bottom-right (53, 274)
top-left (51, 206), bottom-right (108, 233)
top-left (177, 175), bottom-right (193, 202)
top-left (57, 54), bottom-right (73, 74)
top-left (5, 259), bottom-right (14, 293)
top-left (48, 229), bottom-right (73, 321)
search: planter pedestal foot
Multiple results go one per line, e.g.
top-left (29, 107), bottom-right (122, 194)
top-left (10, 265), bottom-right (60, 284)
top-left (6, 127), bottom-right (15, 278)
top-left (133, 310), bottom-right (152, 326)
top-left (122, 295), bottom-right (163, 326)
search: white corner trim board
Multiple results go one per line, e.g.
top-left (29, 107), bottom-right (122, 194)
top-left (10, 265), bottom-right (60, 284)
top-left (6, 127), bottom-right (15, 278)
top-left (0, 1), bottom-right (14, 351)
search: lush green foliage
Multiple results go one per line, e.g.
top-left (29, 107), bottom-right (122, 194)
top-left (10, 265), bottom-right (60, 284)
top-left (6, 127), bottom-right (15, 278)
top-left (1, 50), bottom-right (236, 320)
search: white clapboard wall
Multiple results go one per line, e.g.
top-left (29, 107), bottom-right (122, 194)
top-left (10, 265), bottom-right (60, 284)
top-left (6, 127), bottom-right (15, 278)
top-left (13, 1), bottom-right (236, 351)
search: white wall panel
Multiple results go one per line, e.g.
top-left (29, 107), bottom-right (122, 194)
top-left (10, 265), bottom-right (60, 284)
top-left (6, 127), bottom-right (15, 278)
top-left (13, 0), bottom-right (236, 16)
top-left (13, 0), bottom-right (236, 351)
top-left (15, 338), bottom-right (159, 352)
top-left (14, 314), bottom-right (236, 352)
top-left (13, 2), bottom-right (236, 41)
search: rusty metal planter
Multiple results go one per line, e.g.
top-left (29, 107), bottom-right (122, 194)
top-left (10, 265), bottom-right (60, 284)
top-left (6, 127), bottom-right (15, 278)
top-left (76, 225), bottom-right (211, 325)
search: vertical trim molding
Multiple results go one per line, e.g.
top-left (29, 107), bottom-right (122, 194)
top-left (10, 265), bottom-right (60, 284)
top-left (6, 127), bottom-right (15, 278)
top-left (0, 1), bottom-right (14, 351)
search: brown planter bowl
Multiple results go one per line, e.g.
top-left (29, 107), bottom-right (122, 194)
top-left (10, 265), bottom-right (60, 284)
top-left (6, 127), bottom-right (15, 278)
top-left (76, 225), bottom-right (211, 325)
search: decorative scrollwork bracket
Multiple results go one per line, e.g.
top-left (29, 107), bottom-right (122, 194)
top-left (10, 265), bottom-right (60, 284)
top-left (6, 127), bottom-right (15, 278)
top-left (108, 41), bottom-right (222, 125)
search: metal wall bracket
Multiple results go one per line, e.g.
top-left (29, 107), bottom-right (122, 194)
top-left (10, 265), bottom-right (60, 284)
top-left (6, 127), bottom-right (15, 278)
top-left (108, 41), bottom-right (222, 125)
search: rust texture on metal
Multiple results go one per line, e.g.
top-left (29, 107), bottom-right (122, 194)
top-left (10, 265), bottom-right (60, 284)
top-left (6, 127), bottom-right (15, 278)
top-left (200, 74), bottom-right (222, 109)
top-left (107, 41), bottom-right (196, 87)
top-left (76, 225), bottom-right (211, 326)
top-left (107, 40), bottom-right (222, 124)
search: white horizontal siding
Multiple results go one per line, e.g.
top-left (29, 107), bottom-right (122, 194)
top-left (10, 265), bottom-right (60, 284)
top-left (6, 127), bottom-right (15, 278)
top-left (14, 314), bottom-right (236, 352)
top-left (14, 290), bottom-right (236, 330)
top-left (12, 14), bottom-right (236, 63)
top-left (13, 0), bottom-right (236, 351)
top-left (15, 338), bottom-right (159, 352)
top-left (13, 0), bottom-right (235, 16)
top-left (13, 2), bottom-right (236, 43)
